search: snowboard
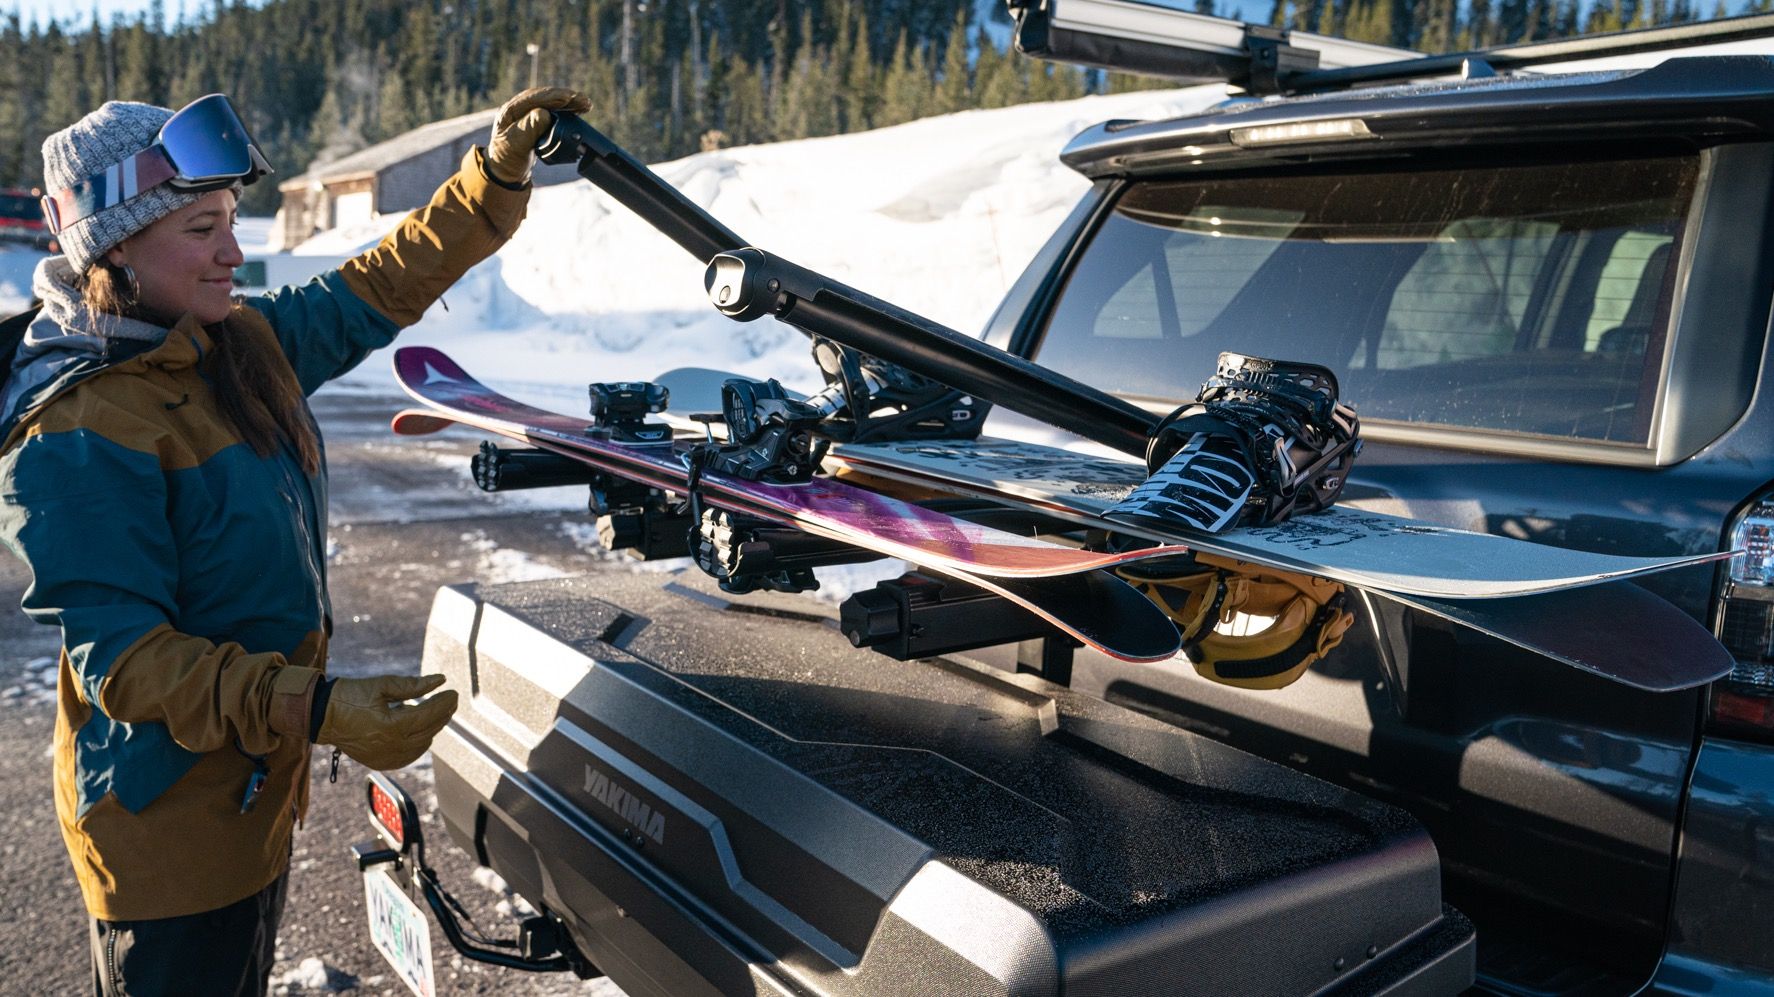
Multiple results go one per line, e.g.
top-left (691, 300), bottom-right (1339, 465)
top-left (654, 369), bottom-right (1736, 692)
top-left (389, 347), bottom-right (1185, 662)
top-left (826, 438), bottom-right (1733, 598)
top-left (825, 438), bottom-right (1736, 691)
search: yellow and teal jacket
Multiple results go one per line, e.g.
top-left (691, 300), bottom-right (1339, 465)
top-left (0, 147), bottom-right (526, 921)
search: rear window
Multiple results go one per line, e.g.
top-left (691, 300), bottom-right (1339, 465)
top-left (0, 193), bottom-right (38, 221)
top-left (1034, 157), bottom-right (1699, 446)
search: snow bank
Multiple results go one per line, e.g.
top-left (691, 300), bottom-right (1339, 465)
top-left (0, 246), bottom-right (40, 315)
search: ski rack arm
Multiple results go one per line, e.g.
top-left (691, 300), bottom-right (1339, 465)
top-left (536, 113), bottom-right (746, 263)
top-left (535, 113), bottom-right (1159, 459)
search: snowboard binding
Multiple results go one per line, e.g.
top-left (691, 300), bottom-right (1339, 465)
top-left (1117, 552), bottom-right (1355, 690)
top-left (690, 377), bottom-right (831, 485)
top-left (801, 340), bottom-right (987, 445)
top-left (1117, 353), bottom-right (1361, 533)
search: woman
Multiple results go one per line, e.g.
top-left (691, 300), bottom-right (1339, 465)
top-left (0, 86), bottom-right (588, 995)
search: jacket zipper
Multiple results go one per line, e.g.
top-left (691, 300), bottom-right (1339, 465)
top-left (277, 440), bottom-right (329, 828)
top-left (106, 923), bottom-right (119, 994)
top-left (276, 452), bottom-right (325, 627)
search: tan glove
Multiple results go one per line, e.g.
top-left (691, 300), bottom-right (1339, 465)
top-left (486, 86), bottom-right (593, 185)
top-left (317, 673), bottom-right (459, 771)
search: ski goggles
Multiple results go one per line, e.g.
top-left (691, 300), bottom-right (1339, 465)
top-left (40, 93), bottom-right (273, 235)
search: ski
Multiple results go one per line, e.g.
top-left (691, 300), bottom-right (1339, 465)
top-left (390, 347), bottom-right (1186, 663)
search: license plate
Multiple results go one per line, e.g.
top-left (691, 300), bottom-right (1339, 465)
top-left (363, 867), bottom-right (436, 997)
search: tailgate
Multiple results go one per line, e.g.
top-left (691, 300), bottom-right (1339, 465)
top-left (422, 571), bottom-right (1474, 996)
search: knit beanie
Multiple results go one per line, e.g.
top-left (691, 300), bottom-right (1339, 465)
top-left (41, 101), bottom-right (237, 275)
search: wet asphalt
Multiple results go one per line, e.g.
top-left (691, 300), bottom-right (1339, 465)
top-left (0, 383), bottom-right (632, 996)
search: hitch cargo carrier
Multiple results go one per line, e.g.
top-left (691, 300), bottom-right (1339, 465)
top-left (423, 573), bottom-right (1475, 996)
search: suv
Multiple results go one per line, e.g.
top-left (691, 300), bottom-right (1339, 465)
top-left (0, 188), bottom-right (51, 250)
top-left (365, 13), bottom-right (1774, 997)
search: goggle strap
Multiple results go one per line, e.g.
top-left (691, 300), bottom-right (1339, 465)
top-left (42, 145), bottom-right (177, 234)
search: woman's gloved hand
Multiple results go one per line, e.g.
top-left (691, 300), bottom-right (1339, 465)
top-left (315, 673), bottom-right (458, 771)
top-left (486, 86), bottom-right (593, 185)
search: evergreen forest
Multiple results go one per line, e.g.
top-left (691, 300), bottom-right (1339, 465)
top-left (0, 0), bottom-right (1739, 213)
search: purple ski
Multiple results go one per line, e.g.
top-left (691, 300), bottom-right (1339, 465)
top-left (390, 347), bottom-right (1186, 662)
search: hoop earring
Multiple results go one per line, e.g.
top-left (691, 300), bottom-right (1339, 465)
top-left (119, 264), bottom-right (139, 304)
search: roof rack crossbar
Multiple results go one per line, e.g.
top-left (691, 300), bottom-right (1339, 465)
top-left (1009, 1), bottom-right (1774, 96)
top-left (1284, 10), bottom-right (1774, 92)
top-left (1007, 0), bottom-right (1416, 96)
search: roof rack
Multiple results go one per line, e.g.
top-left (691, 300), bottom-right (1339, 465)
top-left (1009, 0), bottom-right (1774, 96)
top-left (1007, 0), bottom-right (1420, 95)
top-left (1287, 10), bottom-right (1774, 91)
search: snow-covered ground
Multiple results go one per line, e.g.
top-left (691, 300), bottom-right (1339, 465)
top-left (0, 246), bottom-right (38, 315)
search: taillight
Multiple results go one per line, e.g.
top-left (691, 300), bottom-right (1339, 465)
top-left (1713, 498), bottom-right (1774, 735)
top-left (365, 772), bottom-right (419, 854)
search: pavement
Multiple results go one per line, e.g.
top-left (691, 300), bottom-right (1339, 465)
top-left (0, 382), bottom-right (633, 995)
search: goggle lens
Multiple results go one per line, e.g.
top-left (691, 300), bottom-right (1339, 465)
top-left (160, 94), bottom-right (256, 183)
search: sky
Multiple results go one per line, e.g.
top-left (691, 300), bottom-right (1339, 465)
top-left (8, 0), bottom-right (224, 28)
top-left (9, 0), bottom-right (1765, 33)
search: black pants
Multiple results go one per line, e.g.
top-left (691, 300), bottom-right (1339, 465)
top-left (89, 872), bottom-right (288, 997)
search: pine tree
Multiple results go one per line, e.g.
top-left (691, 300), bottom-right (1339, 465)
top-left (1343, 0), bottom-right (1398, 45)
top-left (0, 15), bottom-right (25, 186)
top-left (936, 6), bottom-right (969, 115)
top-left (1496, 0), bottom-right (1529, 42)
top-left (1584, 0), bottom-right (1625, 34)
top-left (723, 55), bottom-right (770, 147)
top-left (1465, 0), bottom-right (1494, 48)
top-left (841, 7), bottom-right (877, 131)
top-left (876, 29), bottom-right (912, 126)
top-left (981, 43), bottom-right (1029, 108)
top-left (972, 23), bottom-right (1008, 108)
top-left (43, 25), bottom-right (90, 135)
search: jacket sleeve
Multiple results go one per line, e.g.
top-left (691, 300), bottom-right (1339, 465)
top-left (0, 428), bottom-right (321, 754)
top-left (245, 147), bottom-right (530, 395)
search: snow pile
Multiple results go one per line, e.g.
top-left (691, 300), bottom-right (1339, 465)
top-left (270, 956), bottom-right (339, 994)
top-left (0, 246), bottom-right (40, 315)
top-left (304, 86), bottom-right (1224, 403)
top-left (3, 656), bottom-right (56, 707)
top-left (472, 865), bottom-right (540, 921)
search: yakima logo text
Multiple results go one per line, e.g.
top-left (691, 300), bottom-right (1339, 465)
top-left (584, 766), bottom-right (665, 845)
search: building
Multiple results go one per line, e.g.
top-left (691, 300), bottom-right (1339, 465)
top-left (273, 108), bottom-right (578, 250)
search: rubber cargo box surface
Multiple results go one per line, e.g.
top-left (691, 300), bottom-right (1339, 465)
top-left (423, 574), bottom-right (1475, 996)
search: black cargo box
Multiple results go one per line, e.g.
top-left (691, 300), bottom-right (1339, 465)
top-left (423, 573), bottom-right (1475, 996)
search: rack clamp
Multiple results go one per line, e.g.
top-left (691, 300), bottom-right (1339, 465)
top-left (1239, 25), bottom-right (1322, 96)
top-left (841, 572), bottom-right (1059, 661)
top-left (692, 507), bottom-right (877, 594)
top-left (588, 381), bottom-right (672, 444)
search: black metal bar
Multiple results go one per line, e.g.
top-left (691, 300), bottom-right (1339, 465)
top-left (537, 113), bottom-right (1162, 459)
top-left (1287, 11), bottom-right (1774, 92)
top-left (537, 114), bottom-right (745, 263)
top-left (418, 868), bottom-right (572, 973)
top-left (841, 571), bottom-right (1059, 660)
top-left (708, 246), bottom-right (1158, 456)
top-left (473, 443), bottom-right (608, 492)
top-left (786, 289), bottom-right (1155, 457)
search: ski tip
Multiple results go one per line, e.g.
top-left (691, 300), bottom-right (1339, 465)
top-left (392, 410), bottom-right (455, 436)
top-left (392, 345), bottom-right (464, 389)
